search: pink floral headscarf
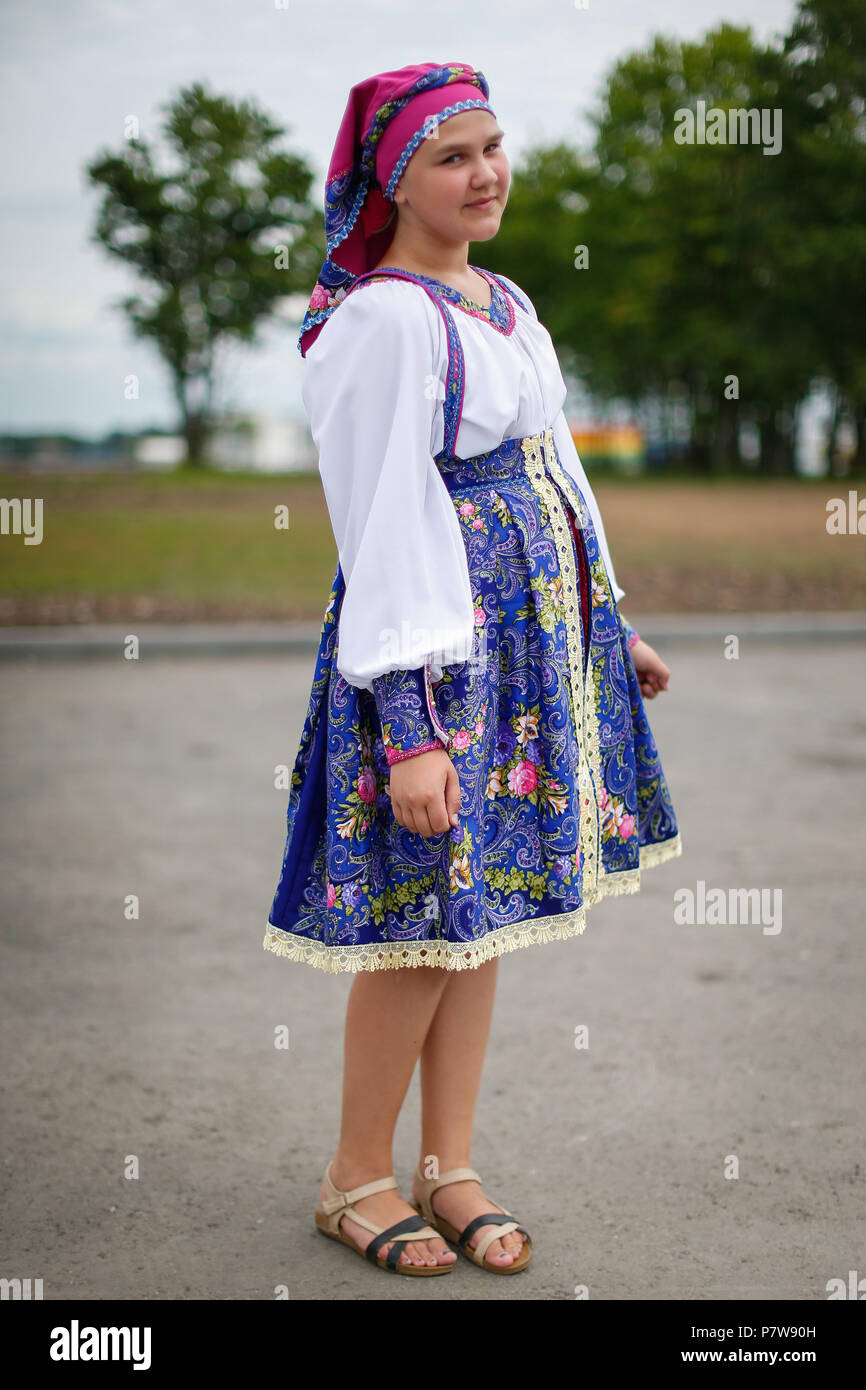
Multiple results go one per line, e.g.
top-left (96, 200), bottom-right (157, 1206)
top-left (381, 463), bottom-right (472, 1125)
top-left (298, 62), bottom-right (495, 357)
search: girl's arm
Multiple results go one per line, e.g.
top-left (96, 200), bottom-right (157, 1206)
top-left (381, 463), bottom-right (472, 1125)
top-left (551, 411), bottom-right (656, 676)
top-left (371, 664), bottom-right (450, 764)
top-left (303, 280), bottom-right (476, 692)
top-left (550, 408), bottom-right (626, 604)
top-left (495, 275), bottom-right (668, 700)
top-left (493, 273), bottom-right (628, 607)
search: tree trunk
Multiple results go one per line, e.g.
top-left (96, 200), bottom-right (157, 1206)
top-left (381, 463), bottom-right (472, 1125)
top-left (174, 371), bottom-right (211, 469)
top-left (850, 402), bottom-right (866, 478)
top-left (689, 396), bottom-right (715, 473)
top-left (183, 412), bottom-right (208, 468)
top-left (760, 409), bottom-right (797, 476)
top-left (827, 384), bottom-right (842, 477)
top-left (711, 397), bottom-right (742, 473)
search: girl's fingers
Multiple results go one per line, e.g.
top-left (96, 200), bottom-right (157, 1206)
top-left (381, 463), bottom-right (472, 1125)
top-left (411, 805), bottom-right (433, 838)
top-left (633, 643), bottom-right (672, 698)
top-left (391, 757), bottom-right (461, 835)
top-left (395, 795), bottom-right (428, 837)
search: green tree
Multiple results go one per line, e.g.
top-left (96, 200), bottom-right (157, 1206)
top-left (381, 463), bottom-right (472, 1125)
top-left (779, 0), bottom-right (866, 472)
top-left (573, 25), bottom-right (811, 474)
top-left (87, 82), bottom-right (322, 466)
top-left (491, 14), bottom-right (866, 475)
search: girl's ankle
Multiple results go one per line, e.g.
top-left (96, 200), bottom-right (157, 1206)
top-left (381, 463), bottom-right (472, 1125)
top-left (416, 1152), bottom-right (474, 1177)
top-left (330, 1150), bottom-right (394, 1189)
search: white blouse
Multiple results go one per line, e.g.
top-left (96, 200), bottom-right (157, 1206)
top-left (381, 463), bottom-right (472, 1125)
top-left (301, 272), bottom-right (627, 691)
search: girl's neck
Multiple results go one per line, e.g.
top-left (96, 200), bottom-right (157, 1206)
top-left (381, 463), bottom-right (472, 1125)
top-left (370, 245), bottom-right (494, 306)
top-left (372, 235), bottom-right (471, 282)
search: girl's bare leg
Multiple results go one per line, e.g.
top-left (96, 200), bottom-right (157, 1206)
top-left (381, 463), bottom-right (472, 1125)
top-left (321, 960), bottom-right (458, 1268)
top-left (412, 957), bottom-right (526, 1266)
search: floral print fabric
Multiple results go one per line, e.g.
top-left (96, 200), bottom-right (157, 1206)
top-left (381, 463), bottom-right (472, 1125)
top-left (263, 274), bottom-right (681, 973)
top-left (371, 664), bottom-right (450, 764)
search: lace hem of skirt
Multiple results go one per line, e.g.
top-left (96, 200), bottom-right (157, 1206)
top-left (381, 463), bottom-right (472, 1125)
top-left (261, 832), bottom-right (683, 974)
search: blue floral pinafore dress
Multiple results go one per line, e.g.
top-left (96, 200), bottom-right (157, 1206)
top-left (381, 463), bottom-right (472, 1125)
top-left (262, 267), bottom-right (682, 973)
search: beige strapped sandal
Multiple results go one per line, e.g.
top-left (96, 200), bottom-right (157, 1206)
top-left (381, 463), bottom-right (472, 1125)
top-left (314, 1160), bottom-right (456, 1276)
top-left (410, 1163), bottom-right (532, 1274)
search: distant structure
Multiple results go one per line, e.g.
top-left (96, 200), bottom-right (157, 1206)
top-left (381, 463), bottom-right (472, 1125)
top-left (569, 422), bottom-right (645, 472)
top-left (134, 412), bottom-right (317, 473)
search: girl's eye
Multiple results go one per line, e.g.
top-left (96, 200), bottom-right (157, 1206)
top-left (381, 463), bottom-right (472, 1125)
top-left (445, 143), bottom-right (501, 163)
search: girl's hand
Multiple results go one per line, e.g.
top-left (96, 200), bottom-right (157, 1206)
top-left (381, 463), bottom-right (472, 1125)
top-left (389, 747), bottom-right (462, 837)
top-left (628, 638), bottom-right (671, 700)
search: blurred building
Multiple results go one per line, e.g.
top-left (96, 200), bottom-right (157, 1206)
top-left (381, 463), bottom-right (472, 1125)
top-left (569, 422), bottom-right (645, 473)
top-left (132, 412), bottom-right (317, 473)
top-left (207, 412), bottom-right (317, 473)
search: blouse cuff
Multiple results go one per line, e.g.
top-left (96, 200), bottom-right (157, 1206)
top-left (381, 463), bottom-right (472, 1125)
top-left (372, 662), bottom-right (451, 766)
top-left (621, 617), bottom-right (641, 650)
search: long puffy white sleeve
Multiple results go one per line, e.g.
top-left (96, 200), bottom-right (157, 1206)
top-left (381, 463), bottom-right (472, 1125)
top-left (495, 272), bottom-right (627, 605)
top-left (301, 281), bottom-right (476, 691)
top-left (551, 409), bottom-right (627, 603)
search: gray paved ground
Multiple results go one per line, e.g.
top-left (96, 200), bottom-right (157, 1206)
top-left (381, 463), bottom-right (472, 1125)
top-left (1, 630), bottom-right (863, 1300)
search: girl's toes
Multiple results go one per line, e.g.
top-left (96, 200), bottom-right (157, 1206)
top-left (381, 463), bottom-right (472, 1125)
top-left (485, 1236), bottom-right (513, 1264)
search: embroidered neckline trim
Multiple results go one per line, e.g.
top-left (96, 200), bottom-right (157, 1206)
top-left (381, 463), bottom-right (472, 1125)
top-left (369, 265), bottom-right (515, 334)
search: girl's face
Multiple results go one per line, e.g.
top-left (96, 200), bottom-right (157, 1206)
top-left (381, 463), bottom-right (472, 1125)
top-left (391, 109), bottom-right (510, 245)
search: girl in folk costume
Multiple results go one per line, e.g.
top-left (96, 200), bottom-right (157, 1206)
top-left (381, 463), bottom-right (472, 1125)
top-left (263, 62), bottom-right (682, 1277)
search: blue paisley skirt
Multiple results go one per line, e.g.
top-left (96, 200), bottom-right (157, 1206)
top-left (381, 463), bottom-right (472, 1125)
top-left (262, 426), bottom-right (682, 972)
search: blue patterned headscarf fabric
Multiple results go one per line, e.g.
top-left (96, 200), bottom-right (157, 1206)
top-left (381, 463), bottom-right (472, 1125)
top-left (298, 61), bottom-right (494, 357)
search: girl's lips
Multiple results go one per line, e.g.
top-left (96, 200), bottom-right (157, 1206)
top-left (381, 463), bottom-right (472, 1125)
top-left (466, 196), bottom-right (496, 208)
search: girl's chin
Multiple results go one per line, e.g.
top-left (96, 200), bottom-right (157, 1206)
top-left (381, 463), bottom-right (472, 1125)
top-left (459, 207), bottom-right (502, 230)
top-left (465, 219), bottom-right (501, 241)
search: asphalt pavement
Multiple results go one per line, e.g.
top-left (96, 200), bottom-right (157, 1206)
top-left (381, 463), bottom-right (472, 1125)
top-left (1, 618), bottom-right (864, 1300)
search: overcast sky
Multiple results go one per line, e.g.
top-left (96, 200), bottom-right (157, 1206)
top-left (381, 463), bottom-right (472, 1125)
top-left (0, 0), bottom-right (797, 437)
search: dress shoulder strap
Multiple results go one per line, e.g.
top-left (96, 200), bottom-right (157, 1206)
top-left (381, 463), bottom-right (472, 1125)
top-left (343, 268), bottom-right (465, 459)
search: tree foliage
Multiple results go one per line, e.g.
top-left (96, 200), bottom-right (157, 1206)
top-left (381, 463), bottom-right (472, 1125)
top-left (488, 1), bottom-right (866, 474)
top-left (87, 82), bottom-right (321, 465)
